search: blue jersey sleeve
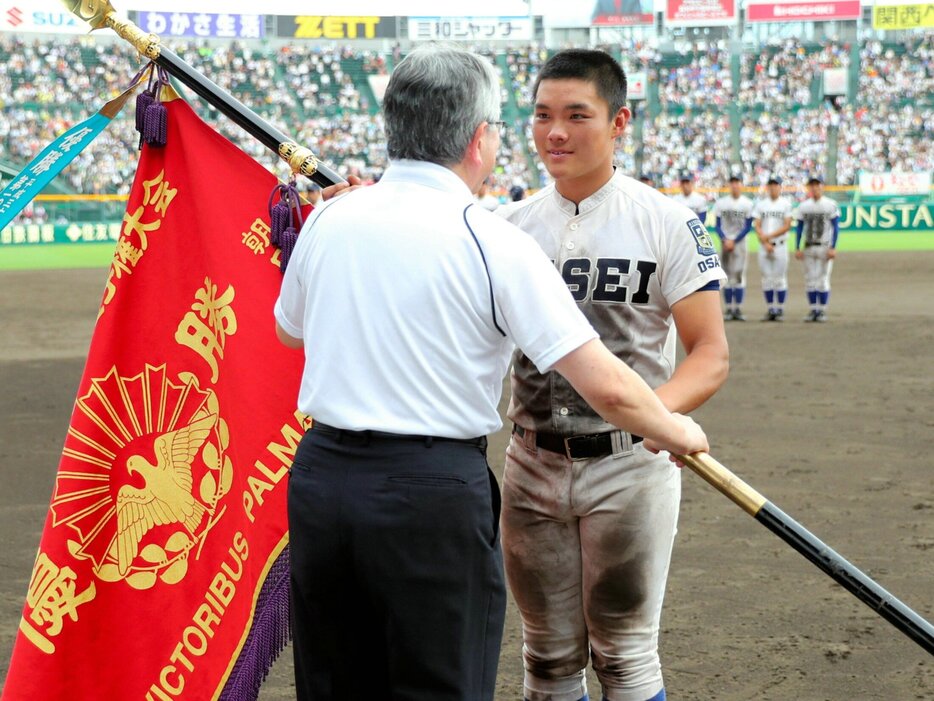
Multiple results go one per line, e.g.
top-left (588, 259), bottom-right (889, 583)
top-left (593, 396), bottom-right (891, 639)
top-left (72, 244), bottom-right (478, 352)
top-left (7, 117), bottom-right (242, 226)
top-left (795, 220), bottom-right (804, 250)
top-left (735, 217), bottom-right (753, 243)
top-left (831, 217), bottom-right (839, 248)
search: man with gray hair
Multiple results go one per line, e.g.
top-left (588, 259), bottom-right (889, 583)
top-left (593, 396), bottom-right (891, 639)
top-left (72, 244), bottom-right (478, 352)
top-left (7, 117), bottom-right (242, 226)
top-left (275, 44), bottom-right (708, 701)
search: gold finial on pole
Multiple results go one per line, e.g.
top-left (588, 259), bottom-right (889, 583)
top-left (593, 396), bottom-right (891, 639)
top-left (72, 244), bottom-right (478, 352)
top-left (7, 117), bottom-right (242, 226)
top-left (278, 143), bottom-right (320, 178)
top-left (61, 0), bottom-right (161, 59)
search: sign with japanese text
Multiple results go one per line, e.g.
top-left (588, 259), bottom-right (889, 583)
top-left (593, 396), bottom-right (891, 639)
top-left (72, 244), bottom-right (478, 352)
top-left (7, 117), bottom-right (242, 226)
top-left (408, 16), bottom-right (533, 41)
top-left (137, 11), bottom-right (264, 38)
top-left (745, 0), bottom-right (861, 22)
top-left (2, 97), bottom-right (306, 701)
top-left (665, 0), bottom-right (736, 25)
top-left (872, 0), bottom-right (934, 28)
top-left (275, 14), bottom-right (398, 39)
top-left (0, 85), bottom-right (134, 230)
top-left (591, 0), bottom-right (654, 26)
top-left (858, 171), bottom-right (932, 197)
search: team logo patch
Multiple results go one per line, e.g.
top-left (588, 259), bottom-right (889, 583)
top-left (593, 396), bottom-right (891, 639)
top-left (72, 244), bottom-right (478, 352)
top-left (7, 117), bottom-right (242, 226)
top-left (688, 218), bottom-right (716, 256)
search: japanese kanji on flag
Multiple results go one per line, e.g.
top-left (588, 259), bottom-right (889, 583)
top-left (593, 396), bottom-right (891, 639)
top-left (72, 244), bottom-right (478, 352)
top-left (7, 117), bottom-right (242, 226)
top-left (3, 95), bottom-right (306, 701)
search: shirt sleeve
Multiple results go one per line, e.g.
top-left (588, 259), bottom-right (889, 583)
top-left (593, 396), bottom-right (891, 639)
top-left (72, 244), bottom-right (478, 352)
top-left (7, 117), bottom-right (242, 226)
top-left (660, 208), bottom-right (727, 307)
top-left (485, 227), bottom-right (598, 374)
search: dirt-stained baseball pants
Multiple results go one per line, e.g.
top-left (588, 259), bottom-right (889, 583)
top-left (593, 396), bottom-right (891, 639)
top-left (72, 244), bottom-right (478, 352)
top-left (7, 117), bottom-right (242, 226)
top-left (501, 428), bottom-right (680, 701)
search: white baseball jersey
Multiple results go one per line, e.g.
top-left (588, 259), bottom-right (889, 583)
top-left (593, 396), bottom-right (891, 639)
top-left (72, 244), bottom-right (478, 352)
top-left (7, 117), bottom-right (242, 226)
top-left (753, 195), bottom-right (795, 289)
top-left (711, 195), bottom-right (755, 240)
top-left (497, 169), bottom-right (725, 435)
top-left (670, 190), bottom-right (709, 221)
top-left (795, 196), bottom-right (840, 250)
top-left (752, 196), bottom-right (794, 248)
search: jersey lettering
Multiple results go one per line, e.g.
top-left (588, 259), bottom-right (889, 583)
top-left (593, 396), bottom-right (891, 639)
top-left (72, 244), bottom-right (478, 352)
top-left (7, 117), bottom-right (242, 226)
top-left (561, 258), bottom-right (591, 301)
top-left (560, 257), bottom-right (656, 305)
top-left (593, 258), bottom-right (630, 303)
top-left (803, 214), bottom-right (825, 246)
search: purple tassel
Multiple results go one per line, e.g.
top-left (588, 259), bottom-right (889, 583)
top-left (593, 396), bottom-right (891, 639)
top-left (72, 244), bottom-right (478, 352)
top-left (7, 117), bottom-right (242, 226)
top-left (143, 102), bottom-right (167, 147)
top-left (267, 182), bottom-right (305, 272)
top-left (269, 202), bottom-right (289, 247)
top-left (135, 91), bottom-right (155, 133)
top-left (278, 227), bottom-right (298, 272)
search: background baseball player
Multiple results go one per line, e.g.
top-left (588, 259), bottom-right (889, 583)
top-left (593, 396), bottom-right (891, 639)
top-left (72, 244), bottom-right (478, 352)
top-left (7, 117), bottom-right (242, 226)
top-left (670, 170), bottom-right (708, 223)
top-left (752, 176), bottom-right (794, 321)
top-left (711, 175), bottom-right (755, 321)
top-left (794, 175), bottom-right (840, 322)
top-left (497, 49), bottom-right (729, 701)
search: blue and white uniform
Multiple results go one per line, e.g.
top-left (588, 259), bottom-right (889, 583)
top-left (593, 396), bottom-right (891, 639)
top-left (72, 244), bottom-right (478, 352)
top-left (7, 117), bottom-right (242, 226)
top-left (751, 195), bottom-right (794, 318)
top-left (670, 189), bottom-right (708, 224)
top-left (794, 195), bottom-right (840, 318)
top-left (711, 193), bottom-right (754, 319)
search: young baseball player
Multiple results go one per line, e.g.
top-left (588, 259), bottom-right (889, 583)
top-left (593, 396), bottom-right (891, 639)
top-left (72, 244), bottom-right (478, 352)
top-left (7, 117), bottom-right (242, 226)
top-left (752, 176), bottom-right (794, 321)
top-left (670, 170), bottom-right (708, 223)
top-left (794, 176), bottom-right (840, 322)
top-left (711, 175), bottom-right (755, 321)
top-left (496, 49), bottom-right (729, 701)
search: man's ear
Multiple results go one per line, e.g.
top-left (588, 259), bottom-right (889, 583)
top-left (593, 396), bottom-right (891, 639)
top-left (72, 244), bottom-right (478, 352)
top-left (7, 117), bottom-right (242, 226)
top-left (465, 122), bottom-right (488, 168)
top-left (612, 106), bottom-right (631, 138)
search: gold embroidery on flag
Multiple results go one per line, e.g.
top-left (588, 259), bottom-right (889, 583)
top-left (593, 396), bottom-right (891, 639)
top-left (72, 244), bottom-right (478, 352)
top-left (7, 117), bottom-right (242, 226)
top-left (174, 278), bottom-right (238, 383)
top-left (50, 365), bottom-right (232, 594)
top-left (19, 552), bottom-right (97, 654)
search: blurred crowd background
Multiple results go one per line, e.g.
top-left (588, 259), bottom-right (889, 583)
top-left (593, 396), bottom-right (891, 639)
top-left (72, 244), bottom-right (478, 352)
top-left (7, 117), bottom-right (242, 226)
top-left (0, 33), bottom-right (931, 218)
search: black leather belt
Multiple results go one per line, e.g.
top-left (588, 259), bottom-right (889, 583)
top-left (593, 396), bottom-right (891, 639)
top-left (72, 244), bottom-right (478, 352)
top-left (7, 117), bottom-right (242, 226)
top-left (513, 424), bottom-right (642, 460)
top-left (312, 421), bottom-right (486, 449)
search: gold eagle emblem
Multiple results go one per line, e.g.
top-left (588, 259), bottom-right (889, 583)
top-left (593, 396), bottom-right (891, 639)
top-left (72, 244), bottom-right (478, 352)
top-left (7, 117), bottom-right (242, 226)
top-left (115, 413), bottom-right (216, 575)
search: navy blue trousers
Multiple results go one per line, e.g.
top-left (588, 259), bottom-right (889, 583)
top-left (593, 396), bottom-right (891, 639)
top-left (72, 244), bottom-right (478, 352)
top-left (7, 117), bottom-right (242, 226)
top-left (288, 426), bottom-right (506, 701)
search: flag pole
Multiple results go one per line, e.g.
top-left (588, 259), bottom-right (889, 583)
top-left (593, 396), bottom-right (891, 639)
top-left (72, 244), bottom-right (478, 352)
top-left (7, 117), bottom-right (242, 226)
top-left (61, 0), bottom-right (344, 188)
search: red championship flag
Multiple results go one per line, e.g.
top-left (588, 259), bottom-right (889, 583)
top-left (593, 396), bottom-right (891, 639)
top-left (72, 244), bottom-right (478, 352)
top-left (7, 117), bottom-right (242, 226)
top-left (3, 95), bottom-right (306, 701)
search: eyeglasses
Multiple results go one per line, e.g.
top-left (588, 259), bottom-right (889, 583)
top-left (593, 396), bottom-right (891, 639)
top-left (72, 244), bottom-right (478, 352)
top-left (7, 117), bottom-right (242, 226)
top-left (488, 120), bottom-right (507, 136)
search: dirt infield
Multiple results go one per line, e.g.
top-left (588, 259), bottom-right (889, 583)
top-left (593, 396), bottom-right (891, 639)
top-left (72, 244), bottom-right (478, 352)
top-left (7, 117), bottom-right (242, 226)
top-left (1, 251), bottom-right (932, 700)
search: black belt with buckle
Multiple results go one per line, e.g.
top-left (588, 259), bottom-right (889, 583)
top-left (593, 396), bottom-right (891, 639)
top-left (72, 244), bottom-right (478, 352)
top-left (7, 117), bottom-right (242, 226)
top-left (312, 421), bottom-right (487, 449)
top-left (513, 424), bottom-right (642, 459)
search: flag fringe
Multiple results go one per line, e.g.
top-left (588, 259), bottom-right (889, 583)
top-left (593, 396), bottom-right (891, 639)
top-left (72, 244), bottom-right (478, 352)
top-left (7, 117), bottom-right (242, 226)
top-left (219, 548), bottom-right (292, 701)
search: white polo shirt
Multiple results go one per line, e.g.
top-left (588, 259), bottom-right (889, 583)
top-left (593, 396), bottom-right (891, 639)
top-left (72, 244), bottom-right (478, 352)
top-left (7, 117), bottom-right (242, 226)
top-left (275, 160), bottom-right (597, 438)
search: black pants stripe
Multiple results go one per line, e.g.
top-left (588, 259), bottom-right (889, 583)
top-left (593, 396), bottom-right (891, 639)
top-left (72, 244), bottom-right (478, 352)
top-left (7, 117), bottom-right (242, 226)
top-left (288, 427), bottom-right (506, 701)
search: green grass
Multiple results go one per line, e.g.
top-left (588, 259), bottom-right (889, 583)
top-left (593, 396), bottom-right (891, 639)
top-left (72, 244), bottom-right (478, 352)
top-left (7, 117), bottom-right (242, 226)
top-left (742, 230), bottom-right (934, 253)
top-left (0, 243), bottom-right (115, 271)
top-left (1, 231), bottom-right (933, 272)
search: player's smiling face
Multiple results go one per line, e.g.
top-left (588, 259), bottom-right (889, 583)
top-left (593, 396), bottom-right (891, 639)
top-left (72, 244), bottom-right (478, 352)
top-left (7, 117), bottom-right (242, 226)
top-left (532, 78), bottom-right (628, 203)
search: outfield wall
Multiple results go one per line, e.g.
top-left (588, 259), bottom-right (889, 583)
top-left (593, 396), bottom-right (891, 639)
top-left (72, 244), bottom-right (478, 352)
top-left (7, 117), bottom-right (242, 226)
top-left (2, 201), bottom-right (933, 250)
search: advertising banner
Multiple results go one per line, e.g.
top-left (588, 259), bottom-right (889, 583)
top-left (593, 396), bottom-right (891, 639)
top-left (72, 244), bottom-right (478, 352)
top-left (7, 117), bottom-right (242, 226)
top-left (0, 0), bottom-right (96, 33)
top-left (628, 71), bottom-right (648, 100)
top-left (137, 11), bottom-right (264, 38)
top-left (275, 15), bottom-right (398, 39)
top-left (665, 0), bottom-right (736, 26)
top-left (746, 0), bottom-right (861, 22)
top-left (839, 202), bottom-right (934, 231)
top-left (591, 0), bottom-right (653, 26)
top-left (408, 16), bottom-right (533, 40)
top-left (858, 172), bottom-right (932, 197)
top-left (0, 221), bottom-right (121, 247)
top-left (872, 0), bottom-right (934, 29)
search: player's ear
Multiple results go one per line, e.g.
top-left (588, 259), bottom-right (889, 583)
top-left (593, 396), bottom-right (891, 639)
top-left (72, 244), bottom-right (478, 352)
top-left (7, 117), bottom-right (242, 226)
top-left (612, 106), bottom-right (630, 138)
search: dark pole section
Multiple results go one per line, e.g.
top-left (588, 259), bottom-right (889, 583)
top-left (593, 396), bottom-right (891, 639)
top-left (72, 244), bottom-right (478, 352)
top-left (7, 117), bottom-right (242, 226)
top-left (755, 502), bottom-right (934, 656)
top-left (155, 47), bottom-right (344, 188)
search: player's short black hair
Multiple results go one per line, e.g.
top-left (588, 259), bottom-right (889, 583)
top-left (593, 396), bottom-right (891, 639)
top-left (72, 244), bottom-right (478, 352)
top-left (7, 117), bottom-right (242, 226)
top-left (533, 49), bottom-right (628, 118)
top-left (767, 176), bottom-right (783, 185)
top-left (728, 175), bottom-right (741, 182)
top-left (807, 175), bottom-right (824, 185)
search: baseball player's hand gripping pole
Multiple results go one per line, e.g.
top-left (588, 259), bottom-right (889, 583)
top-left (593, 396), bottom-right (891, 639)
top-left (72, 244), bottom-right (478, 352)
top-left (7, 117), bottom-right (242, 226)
top-left (675, 451), bottom-right (934, 656)
top-left (61, 0), bottom-right (344, 188)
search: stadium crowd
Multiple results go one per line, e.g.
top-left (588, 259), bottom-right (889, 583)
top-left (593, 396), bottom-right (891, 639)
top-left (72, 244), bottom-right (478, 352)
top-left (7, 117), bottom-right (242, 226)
top-left (1, 33), bottom-right (931, 213)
